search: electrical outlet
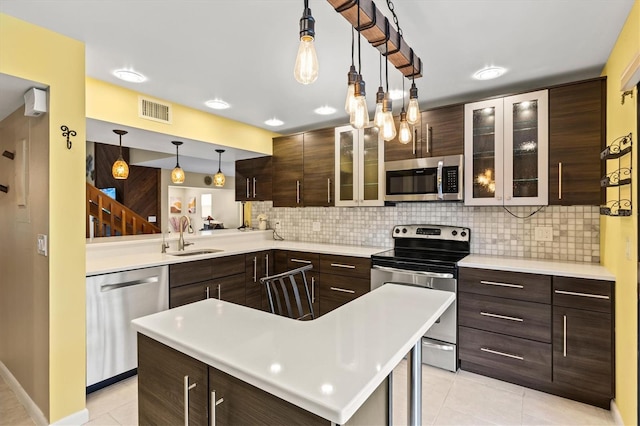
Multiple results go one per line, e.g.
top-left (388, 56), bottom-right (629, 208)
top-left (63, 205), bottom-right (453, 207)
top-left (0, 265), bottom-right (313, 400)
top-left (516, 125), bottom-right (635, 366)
top-left (312, 221), bottom-right (321, 232)
top-left (534, 226), bottom-right (553, 242)
top-left (37, 234), bottom-right (48, 256)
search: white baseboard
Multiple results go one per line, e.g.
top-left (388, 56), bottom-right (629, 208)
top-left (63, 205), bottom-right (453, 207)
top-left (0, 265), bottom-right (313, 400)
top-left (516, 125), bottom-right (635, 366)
top-left (50, 408), bottom-right (89, 426)
top-left (610, 399), bottom-right (624, 426)
top-left (0, 360), bottom-right (48, 426)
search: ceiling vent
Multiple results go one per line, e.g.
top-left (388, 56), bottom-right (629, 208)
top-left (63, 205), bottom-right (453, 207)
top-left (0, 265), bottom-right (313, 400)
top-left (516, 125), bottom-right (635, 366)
top-left (138, 96), bottom-right (172, 124)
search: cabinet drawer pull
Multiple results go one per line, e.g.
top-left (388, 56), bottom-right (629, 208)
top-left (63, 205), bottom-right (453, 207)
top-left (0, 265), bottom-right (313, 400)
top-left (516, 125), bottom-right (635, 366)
top-left (480, 347), bottom-right (524, 360)
top-left (480, 280), bottom-right (524, 289)
top-left (290, 258), bottom-right (312, 264)
top-left (480, 312), bottom-right (523, 322)
top-left (253, 256), bottom-right (257, 282)
top-left (311, 276), bottom-right (316, 303)
top-left (554, 290), bottom-right (610, 300)
top-left (330, 263), bottom-right (356, 269)
top-left (253, 177), bottom-right (257, 198)
top-left (327, 178), bottom-right (331, 204)
top-left (184, 376), bottom-right (197, 426)
top-left (296, 180), bottom-right (301, 204)
top-left (563, 314), bottom-right (567, 357)
top-left (265, 253), bottom-right (269, 277)
top-left (206, 286), bottom-right (210, 299)
top-left (246, 178), bottom-right (250, 199)
top-left (217, 284), bottom-right (221, 300)
top-left (330, 287), bottom-right (355, 294)
top-left (210, 390), bottom-right (224, 426)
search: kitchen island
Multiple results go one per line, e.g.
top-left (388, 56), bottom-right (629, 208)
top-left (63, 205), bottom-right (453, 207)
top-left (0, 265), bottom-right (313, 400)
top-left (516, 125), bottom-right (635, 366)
top-left (131, 283), bottom-right (455, 425)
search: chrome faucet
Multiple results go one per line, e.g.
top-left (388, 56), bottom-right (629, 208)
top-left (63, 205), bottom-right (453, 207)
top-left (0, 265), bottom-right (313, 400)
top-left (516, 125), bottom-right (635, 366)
top-left (161, 228), bottom-right (169, 253)
top-left (178, 216), bottom-right (194, 251)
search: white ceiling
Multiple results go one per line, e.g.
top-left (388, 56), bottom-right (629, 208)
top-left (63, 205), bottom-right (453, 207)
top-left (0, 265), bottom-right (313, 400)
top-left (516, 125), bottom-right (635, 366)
top-left (0, 0), bottom-right (635, 172)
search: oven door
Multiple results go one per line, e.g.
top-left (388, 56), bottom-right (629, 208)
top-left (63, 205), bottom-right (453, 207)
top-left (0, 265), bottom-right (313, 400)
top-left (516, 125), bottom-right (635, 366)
top-left (371, 265), bottom-right (456, 344)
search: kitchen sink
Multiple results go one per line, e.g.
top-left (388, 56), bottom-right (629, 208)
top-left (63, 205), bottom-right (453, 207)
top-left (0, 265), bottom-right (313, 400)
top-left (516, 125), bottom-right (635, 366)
top-left (167, 249), bottom-right (223, 256)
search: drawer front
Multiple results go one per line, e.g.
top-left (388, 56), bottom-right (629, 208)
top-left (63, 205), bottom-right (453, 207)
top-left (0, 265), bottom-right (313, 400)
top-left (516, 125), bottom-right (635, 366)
top-left (319, 275), bottom-right (369, 315)
top-left (553, 276), bottom-right (613, 313)
top-left (319, 254), bottom-right (371, 279)
top-left (459, 268), bottom-right (551, 303)
top-left (169, 281), bottom-right (209, 308)
top-left (212, 254), bottom-right (245, 279)
top-left (169, 259), bottom-right (212, 288)
top-left (459, 326), bottom-right (551, 382)
top-left (286, 251), bottom-right (320, 270)
top-left (459, 293), bottom-right (551, 343)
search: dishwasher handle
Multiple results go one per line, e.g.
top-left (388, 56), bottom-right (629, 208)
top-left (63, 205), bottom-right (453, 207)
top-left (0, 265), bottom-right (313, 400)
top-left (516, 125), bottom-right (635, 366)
top-left (100, 276), bottom-right (159, 292)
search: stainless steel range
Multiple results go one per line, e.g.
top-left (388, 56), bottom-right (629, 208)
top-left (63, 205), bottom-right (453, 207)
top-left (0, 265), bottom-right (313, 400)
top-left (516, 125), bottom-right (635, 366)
top-left (371, 224), bottom-right (470, 372)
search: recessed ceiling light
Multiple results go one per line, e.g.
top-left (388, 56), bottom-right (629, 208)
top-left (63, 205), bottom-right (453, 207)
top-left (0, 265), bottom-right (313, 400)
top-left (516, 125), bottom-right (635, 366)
top-left (113, 69), bottom-right (147, 83)
top-left (205, 99), bottom-right (230, 110)
top-left (264, 118), bottom-right (284, 127)
top-left (473, 66), bottom-right (506, 81)
top-left (314, 105), bottom-right (337, 115)
top-left (388, 89), bottom-right (406, 101)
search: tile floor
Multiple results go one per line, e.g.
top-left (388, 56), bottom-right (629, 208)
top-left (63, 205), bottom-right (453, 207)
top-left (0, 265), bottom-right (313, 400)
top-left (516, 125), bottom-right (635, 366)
top-left (3, 362), bottom-right (616, 426)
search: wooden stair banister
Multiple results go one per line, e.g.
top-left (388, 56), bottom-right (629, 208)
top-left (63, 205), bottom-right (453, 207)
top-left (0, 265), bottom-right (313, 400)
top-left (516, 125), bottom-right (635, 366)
top-left (86, 182), bottom-right (161, 238)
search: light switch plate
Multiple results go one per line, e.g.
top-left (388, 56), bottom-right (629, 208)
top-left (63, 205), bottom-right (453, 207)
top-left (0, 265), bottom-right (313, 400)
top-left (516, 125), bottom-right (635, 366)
top-left (534, 226), bottom-right (553, 242)
top-left (37, 234), bottom-right (48, 256)
top-left (312, 222), bottom-right (321, 232)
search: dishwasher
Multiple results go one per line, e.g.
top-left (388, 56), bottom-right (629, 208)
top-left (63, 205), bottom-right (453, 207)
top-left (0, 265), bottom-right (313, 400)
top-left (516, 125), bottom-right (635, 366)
top-left (86, 265), bottom-right (168, 392)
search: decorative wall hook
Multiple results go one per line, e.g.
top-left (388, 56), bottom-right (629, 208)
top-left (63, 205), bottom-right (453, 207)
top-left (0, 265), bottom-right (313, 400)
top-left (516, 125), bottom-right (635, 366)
top-left (0, 185), bottom-right (8, 193)
top-left (61, 125), bottom-right (76, 149)
top-left (2, 150), bottom-right (14, 160)
top-left (621, 90), bottom-right (634, 105)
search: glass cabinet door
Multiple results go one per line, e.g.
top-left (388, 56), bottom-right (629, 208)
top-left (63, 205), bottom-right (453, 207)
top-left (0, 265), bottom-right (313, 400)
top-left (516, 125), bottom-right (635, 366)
top-left (464, 99), bottom-right (504, 205)
top-left (504, 90), bottom-right (548, 205)
top-left (335, 126), bottom-right (357, 205)
top-left (359, 125), bottom-right (384, 206)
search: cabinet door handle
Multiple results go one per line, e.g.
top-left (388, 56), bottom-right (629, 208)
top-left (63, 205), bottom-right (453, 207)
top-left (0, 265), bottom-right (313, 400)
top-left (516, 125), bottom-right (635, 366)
top-left (554, 289), bottom-right (610, 300)
top-left (183, 376), bottom-right (197, 426)
top-left (330, 287), bottom-right (355, 294)
top-left (480, 347), bottom-right (524, 360)
top-left (253, 256), bottom-right (257, 282)
top-left (327, 178), bottom-right (331, 204)
top-left (563, 314), bottom-right (567, 357)
top-left (412, 127), bottom-right (417, 155)
top-left (217, 284), bottom-right (221, 300)
top-left (425, 123), bottom-right (430, 154)
top-left (330, 263), bottom-right (356, 269)
top-left (480, 280), bottom-right (524, 289)
top-left (265, 254), bottom-right (269, 277)
top-left (210, 390), bottom-right (224, 426)
top-left (290, 258), bottom-right (311, 264)
top-left (311, 276), bottom-right (316, 303)
top-left (253, 177), bottom-right (257, 198)
top-left (246, 178), bottom-right (250, 199)
top-left (558, 162), bottom-right (562, 200)
top-left (480, 312), bottom-right (523, 322)
top-left (296, 180), bottom-right (301, 204)
top-left (206, 286), bottom-right (210, 299)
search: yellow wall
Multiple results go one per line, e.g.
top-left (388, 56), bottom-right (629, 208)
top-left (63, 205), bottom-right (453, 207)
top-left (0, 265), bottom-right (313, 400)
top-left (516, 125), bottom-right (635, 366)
top-left (0, 13), bottom-right (86, 423)
top-left (86, 78), bottom-right (278, 155)
top-left (601, 1), bottom-right (639, 424)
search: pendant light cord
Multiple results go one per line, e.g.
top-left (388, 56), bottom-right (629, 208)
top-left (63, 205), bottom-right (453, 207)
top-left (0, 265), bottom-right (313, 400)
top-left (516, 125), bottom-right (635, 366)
top-left (351, 28), bottom-right (355, 67)
top-left (357, 0), bottom-right (361, 74)
top-left (402, 75), bottom-right (405, 108)
top-left (385, 36), bottom-right (389, 91)
top-left (379, 53), bottom-right (382, 86)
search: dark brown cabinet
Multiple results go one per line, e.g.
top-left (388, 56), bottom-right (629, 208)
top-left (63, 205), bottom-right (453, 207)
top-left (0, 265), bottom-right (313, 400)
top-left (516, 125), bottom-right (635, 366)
top-left (138, 334), bottom-right (208, 426)
top-left (272, 129), bottom-right (335, 207)
top-left (318, 254), bottom-right (370, 316)
top-left (169, 255), bottom-right (246, 308)
top-left (552, 277), bottom-right (614, 406)
top-left (383, 104), bottom-right (463, 161)
top-left (245, 250), bottom-right (273, 310)
top-left (235, 156), bottom-right (273, 202)
top-left (458, 267), bottom-right (615, 409)
top-left (548, 78), bottom-right (606, 205)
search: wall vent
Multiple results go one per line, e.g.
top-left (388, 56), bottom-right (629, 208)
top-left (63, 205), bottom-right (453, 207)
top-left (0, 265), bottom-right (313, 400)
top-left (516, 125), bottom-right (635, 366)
top-left (138, 96), bottom-right (172, 124)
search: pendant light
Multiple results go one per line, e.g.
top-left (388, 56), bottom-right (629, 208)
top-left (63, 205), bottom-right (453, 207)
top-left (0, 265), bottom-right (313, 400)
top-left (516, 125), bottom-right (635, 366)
top-left (294, 0), bottom-right (318, 85)
top-left (406, 76), bottom-right (419, 125)
top-left (398, 78), bottom-right (412, 144)
top-left (344, 28), bottom-right (358, 114)
top-left (349, 0), bottom-right (369, 129)
top-left (381, 38), bottom-right (396, 141)
top-left (213, 149), bottom-right (226, 187)
top-left (111, 129), bottom-right (129, 180)
top-left (171, 141), bottom-right (185, 184)
top-left (373, 53), bottom-right (385, 129)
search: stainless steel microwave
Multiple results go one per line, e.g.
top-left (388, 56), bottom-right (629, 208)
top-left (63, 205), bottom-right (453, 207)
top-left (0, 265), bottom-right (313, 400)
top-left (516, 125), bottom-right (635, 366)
top-left (384, 154), bottom-right (464, 202)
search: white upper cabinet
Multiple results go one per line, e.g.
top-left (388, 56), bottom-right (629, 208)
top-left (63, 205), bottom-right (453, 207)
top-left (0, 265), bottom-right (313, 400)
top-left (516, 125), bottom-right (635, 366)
top-left (464, 90), bottom-right (548, 206)
top-left (335, 124), bottom-right (385, 207)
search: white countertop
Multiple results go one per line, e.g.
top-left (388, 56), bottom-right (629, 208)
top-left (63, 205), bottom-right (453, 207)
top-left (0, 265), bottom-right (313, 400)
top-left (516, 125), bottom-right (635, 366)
top-left (458, 254), bottom-right (615, 281)
top-left (87, 231), bottom-right (386, 276)
top-left (131, 284), bottom-right (455, 424)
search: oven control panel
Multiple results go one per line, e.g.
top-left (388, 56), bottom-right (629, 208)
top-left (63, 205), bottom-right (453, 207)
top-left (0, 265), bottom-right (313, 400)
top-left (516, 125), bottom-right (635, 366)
top-left (392, 224), bottom-right (470, 242)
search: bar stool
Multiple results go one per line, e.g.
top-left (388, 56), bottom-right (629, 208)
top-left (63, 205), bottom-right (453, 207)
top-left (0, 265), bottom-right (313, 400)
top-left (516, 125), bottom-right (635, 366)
top-left (259, 264), bottom-right (315, 320)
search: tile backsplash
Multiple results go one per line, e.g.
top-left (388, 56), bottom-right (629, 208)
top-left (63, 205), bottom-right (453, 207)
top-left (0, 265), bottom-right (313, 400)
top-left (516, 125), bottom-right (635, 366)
top-left (251, 202), bottom-right (600, 263)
